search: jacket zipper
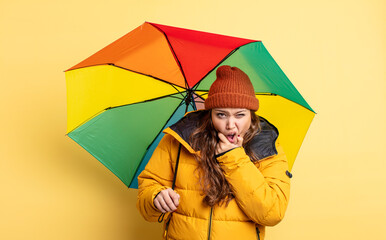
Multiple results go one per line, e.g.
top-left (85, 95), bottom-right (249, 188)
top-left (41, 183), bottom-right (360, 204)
top-left (207, 207), bottom-right (213, 240)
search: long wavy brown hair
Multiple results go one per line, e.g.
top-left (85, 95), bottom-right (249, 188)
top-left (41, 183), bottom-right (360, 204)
top-left (189, 110), bottom-right (261, 207)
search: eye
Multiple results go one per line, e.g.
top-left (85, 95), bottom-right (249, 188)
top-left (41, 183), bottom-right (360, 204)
top-left (216, 113), bottom-right (226, 118)
top-left (236, 113), bottom-right (245, 118)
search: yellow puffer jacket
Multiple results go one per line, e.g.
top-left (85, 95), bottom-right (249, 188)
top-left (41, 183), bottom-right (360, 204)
top-left (137, 111), bottom-right (291, 240)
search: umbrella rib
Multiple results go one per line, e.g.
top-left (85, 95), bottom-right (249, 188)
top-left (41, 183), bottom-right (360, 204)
top-left (150, 23), bottom-right (189, 90)
top-left (68, 93), bottom-right (187, 137)
top-left (145, 100), bottom-right (185, 152)
top-left (169, 83), bottom-right (187, 100)
top-left (128, 98), bottom-right (187, 187)
top-left (261, 94), bottom-right (316, 113)
top-left (105, 94), bottom-right (185, 110)
top-left (257, 93), bottom-right (278, 96)
top-left (190, 90), bottom-right (205, 110)
top-left (101, 64), bottom-right (188, 101)
top-left (65, 109), bottom-right (108, 136)
top-left (193, 91), bottom-right (207, 107)
top-left (254, 93), bottom-right (317, 113)
top-left (100, 63), bottom-right (188, 90)
top-left (68, 94), bottom-right (186, 133)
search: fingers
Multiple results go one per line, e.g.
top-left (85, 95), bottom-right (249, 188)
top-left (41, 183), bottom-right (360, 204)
top-left (154, 198), bottom-right (163, 212)
top-left (154, 188), bottom-right (180, 213)
top-left (217, 132), bottom-right (228, 143)
top-left (236, 135), bottom-right (243, 146)
top-left (216, 132), bottom-right (243, 154)
top-left (216, 133), bottom-right (230, 155)
top-left (218, 132), bottom-right (243, 146)
top-left (170, 189), bottom-right (180, 206)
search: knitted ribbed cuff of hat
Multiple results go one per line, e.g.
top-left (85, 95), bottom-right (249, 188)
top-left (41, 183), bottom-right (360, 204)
top-left (205, 93), bottom-right (259, 111)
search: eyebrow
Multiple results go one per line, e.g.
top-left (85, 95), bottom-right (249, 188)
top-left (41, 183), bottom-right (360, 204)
top-left (213, 109), bottom-right (228, 114)
top-left (235, 110), bottom-right (247, 113)
top-left (213, 109), bottom-right (247, 114)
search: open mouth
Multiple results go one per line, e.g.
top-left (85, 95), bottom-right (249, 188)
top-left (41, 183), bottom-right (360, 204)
top-left (226, 133), bottom-right (236, 143)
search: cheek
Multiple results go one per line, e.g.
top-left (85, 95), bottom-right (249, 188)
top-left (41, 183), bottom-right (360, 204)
top-left (239, 119), bottom-right (251, 134)
top-left (212, 119), bottom-right (223, 132)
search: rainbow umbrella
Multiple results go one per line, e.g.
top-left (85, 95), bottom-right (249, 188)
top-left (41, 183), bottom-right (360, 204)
top-left (65, 22), bottom-right (315, 188)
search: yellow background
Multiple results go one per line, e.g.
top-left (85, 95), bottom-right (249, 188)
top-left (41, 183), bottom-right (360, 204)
top-left (1, 0), bottom-right (385, 239)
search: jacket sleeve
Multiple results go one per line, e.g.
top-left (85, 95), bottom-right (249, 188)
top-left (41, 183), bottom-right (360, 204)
top-left (216, 140), bottom-right (290, 226)
top-left (136, 134), bottom-right (175, 222)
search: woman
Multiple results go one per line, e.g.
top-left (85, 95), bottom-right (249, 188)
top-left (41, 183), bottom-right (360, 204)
top-left (137, 65), bottom-right (291, 240)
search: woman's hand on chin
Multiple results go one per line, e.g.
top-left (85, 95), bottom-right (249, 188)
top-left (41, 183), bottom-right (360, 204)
top-left (215, 132), bottom-right (243, 155)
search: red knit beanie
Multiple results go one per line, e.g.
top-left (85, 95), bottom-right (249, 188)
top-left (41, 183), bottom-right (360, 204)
top-left (205, 65), bottom-right (259, 111)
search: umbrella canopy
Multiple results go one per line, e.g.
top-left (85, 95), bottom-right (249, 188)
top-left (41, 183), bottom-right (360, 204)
top-left (65, 22), bottom-right (315, 188)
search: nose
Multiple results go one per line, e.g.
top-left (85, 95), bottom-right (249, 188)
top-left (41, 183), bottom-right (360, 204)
top-left (226, 117), bottom-right (236, 130)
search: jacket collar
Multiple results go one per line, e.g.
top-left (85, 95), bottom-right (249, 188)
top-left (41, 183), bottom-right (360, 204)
top-left (163, 110), bottom-right (279, 160)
